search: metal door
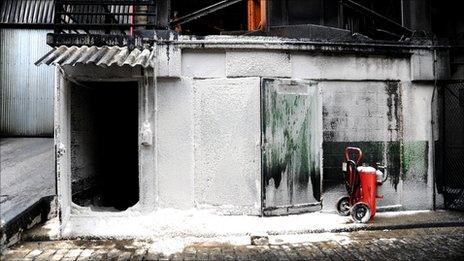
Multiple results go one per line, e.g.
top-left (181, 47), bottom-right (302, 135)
top-left (439, 83), bottom-right (464, 210)
top-left (262, 79), bottom-right (322, 215)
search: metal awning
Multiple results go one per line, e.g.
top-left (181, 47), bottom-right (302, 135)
top-left (35, 45), bottom-right (155, 68)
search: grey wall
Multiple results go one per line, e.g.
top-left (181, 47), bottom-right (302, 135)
top-left (155, 77), bottom-right (262, 215)
top-left (70, 84), bottom-right (98, 202)
top-left (54, 39), bottom-right (442, 225)
top-left (0, 29), bottom-right (54, 136)
top-left (192, 77), bottom-right (261, 214)
top-left (321, 81), bottom-right (405, 209)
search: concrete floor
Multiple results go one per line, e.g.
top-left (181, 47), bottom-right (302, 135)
top-left (0, 138), bottom-right (55, 224)
top-left (3, 226), bottom-right (464, 260)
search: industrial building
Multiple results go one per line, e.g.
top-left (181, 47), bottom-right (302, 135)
top-left (1, 0), bottom-right (463, 238)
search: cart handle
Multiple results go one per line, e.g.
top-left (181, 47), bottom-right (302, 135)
top-left (344, 147), bottom-right (363, 164)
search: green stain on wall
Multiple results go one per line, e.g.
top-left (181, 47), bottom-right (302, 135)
top-left (323, 140), bottom-right (429, 190)
top-left (402, 141), bottom-right (429, 182)
top-left (262, 79), bottom-right (321, 203)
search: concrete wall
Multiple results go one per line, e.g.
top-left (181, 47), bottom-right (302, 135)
top-left (70, 84), bottom-right (98, 201)
top-left (156, 78), bottom-right (195, 210)
top-left (158, 45), bottom-right (438, 213)
top-left (289, 51), bottom-right (435, 211)
top-left (192, 77), bottom-right (261, 214)
top-left (56, 38), bottom-right (442, 221)
top-left (155, 76), bottom-right (261, 214)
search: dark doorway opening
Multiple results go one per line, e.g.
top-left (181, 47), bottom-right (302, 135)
top-left (70, 81), bottom-right (139, 211)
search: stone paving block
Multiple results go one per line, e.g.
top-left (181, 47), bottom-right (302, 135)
top-left (158, 255), bottom-right (170, 261)
top-left (2, 227), bottom-right (464, 261)
top-left (169, 252), bottom-right (184, 261)
top-left (315, 242), bottom-right (345, 260)
top-left (50, 249), bottom-right (70, 261)
top-left (333, 242), bottom-right (361, 261)
top-left (143, 249), bottom-right (161, 260)
top-left (195, 248), bottom-right (209, 260)
top-left (269, 245), bottom-right (289, 261)
top-left (257, 247), bottom-right (278, 260)
top-left (208, 247), bottom-right (222, 260)
top-left (242, 246), bottom-right (262, 260)
top-left (62, 248), bottom-right (83, 261)
top-left (88, 248), bottom-right (108, 260)
top-left (130, 248), bottom-right (147, 261)
top-left (105, 249), bottom-right (121, 260)
top-left (76, 249), bottom-right (93, 261)
top-left (302, 243), bottom-right (330, 260)
top-left (116, 251), bottom-right (132, 260)
top-left (24, 248), bottom-right (43, 259)
top-left (283, 245), bottom-right (300, 260)
top-left (2, 248), bottom-right (31, 260)
top-left (35, 249), bottom-right (58, 260)
top-left (222, 248), bottom-right (235, 260)
top-left (447, 237), bottom-right (464, 254)
top-left (293, 244), bottom-right (318, 259)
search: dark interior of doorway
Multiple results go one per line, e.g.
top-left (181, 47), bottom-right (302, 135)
top-left (170, 0), bottom-right (247, 35)
top-left (70, 81), bottom-right (139, 211)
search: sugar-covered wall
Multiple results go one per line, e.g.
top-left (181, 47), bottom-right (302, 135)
top-left (155, 78), bottom-right (195, 210)
top-left (154, 45), bottom-right (438, 213)
top-left (289, 51), bottom-right (436, 211)
top-left (192, 77), bottom-right (261, 215)
top-left (154, 45), bottom-right (438, 214)
top-left (55, 39), bottom-right (444, 230)
top-left (155, 50), bottom-right (262, 214)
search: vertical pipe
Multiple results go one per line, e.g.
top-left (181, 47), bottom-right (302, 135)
top-left (338, 0), bottom-right (344, 29)
top-left (260, 0), bottom-right (267, 30)
top-left (247, 0), bottom-right (255, 30)
top-left (130, 5), bottom-right (134, 36)
top-left (400, 0), bottom-right (405, 27)
top-left (432, 49), bottom-right (438, 210)
top-left (247, 0), bottom-right (267, 31)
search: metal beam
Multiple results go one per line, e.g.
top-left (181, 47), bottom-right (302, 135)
top-left (0, 23), bottom-right (54, 29)
top-left (55, 0), bottom-right (155, 6)
top-left (170, 0), bottom-right (244, 26)
top-left (341, 0), bottom-right (412, 35)
top-left (45, 33), bottom-right (140, 48)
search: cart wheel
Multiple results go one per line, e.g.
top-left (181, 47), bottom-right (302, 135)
top-left (336, 196), bottom-right (350, 216)
top-left (350, 202), bottom-right (371, 223)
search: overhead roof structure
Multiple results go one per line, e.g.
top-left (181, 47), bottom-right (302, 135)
top-left (35, 45), bottom-right (155, 68)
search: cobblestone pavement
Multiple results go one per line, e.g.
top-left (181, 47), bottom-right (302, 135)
top-left (2, 227), bottom-right (464, 260)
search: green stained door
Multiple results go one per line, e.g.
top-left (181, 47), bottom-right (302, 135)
top-left (262, 79), bottom-right (321, 216)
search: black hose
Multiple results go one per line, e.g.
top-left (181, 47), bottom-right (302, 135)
top-left (344, 160), bottom-right (359, 196)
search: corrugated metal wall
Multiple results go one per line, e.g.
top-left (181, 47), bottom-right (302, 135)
top-left (0, 29), bottom-right (54, 136)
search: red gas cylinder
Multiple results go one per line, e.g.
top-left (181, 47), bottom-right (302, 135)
top-left (336, 147), bottom-right (387, 223)
top-left (357, 166), bottom-right (378, 220)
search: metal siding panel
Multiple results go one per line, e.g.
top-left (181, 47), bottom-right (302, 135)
top-left (0, 0), bottom-right (54, 24)
top-left (0, 1), bottom-right (6, 23)
top-left (47, 2), bottom-right (54, 24)
top-left (4, 0), bottom-right (13, 23)
top-left (24, 0), bottom-right (32, 24)
top-left (13, 0), bottom-right (20, 23)
top-left (0, 29), bottom-right (54, 136)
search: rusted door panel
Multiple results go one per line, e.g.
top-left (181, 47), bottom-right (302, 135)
top-left (262, 79), bottom-right (321, 215)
